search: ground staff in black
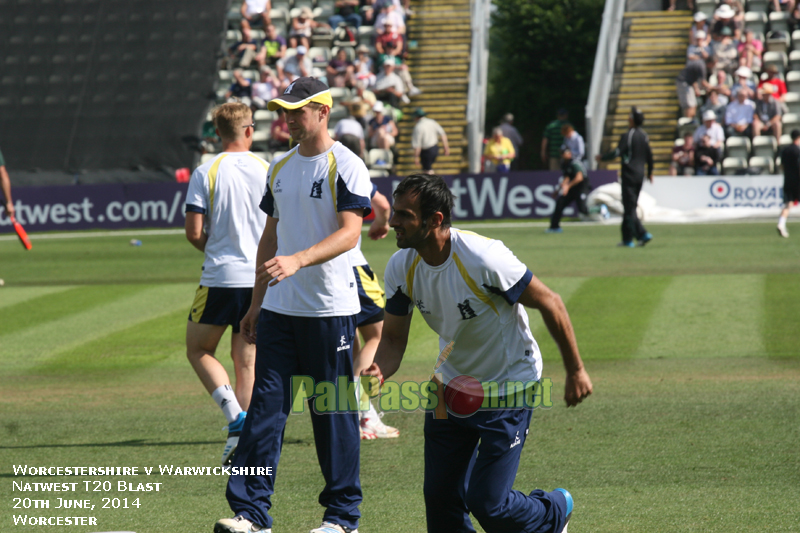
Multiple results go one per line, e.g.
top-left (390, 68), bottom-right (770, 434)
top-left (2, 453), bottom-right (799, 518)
top-left (596, 107), bottom-right (654, 247)
top-left (547, 146), bottom-right (590, 232)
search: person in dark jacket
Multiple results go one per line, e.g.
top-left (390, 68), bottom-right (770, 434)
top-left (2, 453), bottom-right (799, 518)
top-left (596, 107), bottom-right (654, 247)
top-left (546, 146), bottom-right (590, 233)
top-left (777, 129), bottom-right (800, 238)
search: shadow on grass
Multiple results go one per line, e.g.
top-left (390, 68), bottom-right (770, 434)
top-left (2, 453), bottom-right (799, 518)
top-left (0, 437), bottom-right (311, 454)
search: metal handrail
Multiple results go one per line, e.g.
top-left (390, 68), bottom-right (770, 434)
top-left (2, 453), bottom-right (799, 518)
top-left (585, 0), bottom-right (627, 168)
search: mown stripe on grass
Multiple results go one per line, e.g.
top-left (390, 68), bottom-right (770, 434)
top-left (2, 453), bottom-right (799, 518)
top-left (36, 308), bottom-right (189, 373)
top-left (550, 276), bottom-right (673, 360)
top-left (1, 283), bottom-right (194, 372)
top-left (763, 273), bottom-right (800, 357)
top-left (636, 274), bottom-right (765, 358)
top-left (0, 286), bottom-right (75, 310)
top-left (528, 277), bottom-right (590, 360)
top-left (0, 285), bottom-right (143, 333)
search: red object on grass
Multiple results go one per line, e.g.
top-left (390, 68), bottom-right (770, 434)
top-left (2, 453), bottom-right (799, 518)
top-left (10, 216), bottom-right (32, 250)
top-left (445, 375), bottom-right (484, 416)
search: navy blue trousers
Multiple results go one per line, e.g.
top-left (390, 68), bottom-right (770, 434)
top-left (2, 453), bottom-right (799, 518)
top-left (423, 408), bottom-right (568, 533)
top-left (225, 310), bottom-right (362, 530)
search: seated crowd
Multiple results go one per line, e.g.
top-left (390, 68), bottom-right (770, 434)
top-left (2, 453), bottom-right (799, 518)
top-left (673, 0), bottom-right (800, 175)
top-left (208, 0), bottom-right (420, 169)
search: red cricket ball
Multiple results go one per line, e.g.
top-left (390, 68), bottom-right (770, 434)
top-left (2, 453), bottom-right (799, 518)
top-left (444, 375), bottom-right (484, 416)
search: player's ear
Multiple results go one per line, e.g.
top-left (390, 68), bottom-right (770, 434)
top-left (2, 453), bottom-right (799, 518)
top-left (429, 211), bottom-right (444, 229)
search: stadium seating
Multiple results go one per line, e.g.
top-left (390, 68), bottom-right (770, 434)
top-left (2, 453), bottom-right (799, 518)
top-left (726, 137), bottom-right (751, 159)
top-left (748, 155), bottom-right (774, 173)
top-left (752, 135), bottom-right (777, 159)
top-left (723, 156), bottom-right (748, 175)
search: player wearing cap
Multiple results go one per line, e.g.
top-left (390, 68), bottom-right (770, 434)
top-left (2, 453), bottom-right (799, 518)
top-left (215, 78), bottom-right (372, 533)
top-left (364, 174), bottom-right (592, 533)
top-left (184, 102), bottom-right (269, 467)
top-left (778, 129), bottom-right (800, 238)
top-left (597, 106), bottom-right (654, 247)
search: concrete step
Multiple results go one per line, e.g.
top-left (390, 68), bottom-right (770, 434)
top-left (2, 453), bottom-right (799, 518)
top-left (623, 10), bottom-right (692, 17)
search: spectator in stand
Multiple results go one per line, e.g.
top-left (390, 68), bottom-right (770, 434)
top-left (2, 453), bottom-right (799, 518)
top-left (0, 147), bottom-right (14, 220)
top-left (712, 4), bottom-right (738, 40)
top-left (714, 70), bottom-right (732, 104)
top-left (334, 107), bottom-right (367, 157)
top-left (240, 0), bottom-right (271, 33)
top-left (229, 26), bottom-right (261, 68)
top-left (288, 7), bottom-right (329, 50)
top-left (695, 134), bottom-right (720, 175)
top-left (373, 58), bottom-right (405, 107)
top-left (693, 109), bottom-right (726, 158)
top-left (731, 66), bottom-right (756, 100)
top-left (354, 45), bottom-right (376, 87)
top-left (759, 65), bottom-right (788, 102)
top-left (368, 101), bottom-right (397, 149)
top-left (669, 0), bottom-right (694, 11)
top-left (713, 27), bottom-right (739, 76)
top-left (560, 123), bottom-right (585, 163)
top-left (484, 127), bottom-right (516, 173)
top-left (541, 108), bottom-right (569, 171)
top-left (276, 45), bottom-right (312, 89)
top-left (687, 30), bottom-right (712, 62)
top-left (411, 108), bottom-right (450, 174)
top-left (773, 0), bottom-right (796, 15)
top-left (251, 67), bottom-right (279, 109)
top-left (676, 58), bottom-right (711, 120)
top-left (730, 0), bottom-right (746, 31)
top-left (226, 70), bottom-right (253, 106)
top-left (691, 12), bottom-right (710, 45)
top-left (256, 23), bottom-right (287, 68)
top-left (753, 84), bottom-right (783, 139)
top-left (347, 82), bottom-right (377, 131)
top-left (725, 88), bottom-right (756, 138)
top-left (327, 48), bottom-right (356, 88)
top-left (700, 88), bottom-right (727, 124)
top-left (670, 134), bottom-right (696, 176)
top-left (737, 30), bottom-right (763, 71)
top-left (268, 108), bottom-right (291, 150)
top-left (375, 2), bottom-right (405, 35)
top-left (360, 0), bottom-right (377, 25)
top-left (329, 0), bottom-right (362, 28)
top-left (499, 114), bottom-right (523, 162)
top-left (376, 20), bottom-right (404, 62)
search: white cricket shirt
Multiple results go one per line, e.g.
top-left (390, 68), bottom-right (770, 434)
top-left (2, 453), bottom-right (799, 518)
top-left (260, 142), bottom-right (372, 317)
top-left (384, 229), bottom-right (542, 385)
top-left (185, 152), bottom-right (269, 288)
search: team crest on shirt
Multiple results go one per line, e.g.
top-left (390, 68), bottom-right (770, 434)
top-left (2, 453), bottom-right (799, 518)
top-left (273, 177), bottom-right (282, 193)
top-left (336, 335), bottom-right (351, 352)
top-left (415, 299), bottom-right (431, 314)
top-left (457, 299), bottom-right (477, 320)
top-left (310, 178), bottom-right (324, 199)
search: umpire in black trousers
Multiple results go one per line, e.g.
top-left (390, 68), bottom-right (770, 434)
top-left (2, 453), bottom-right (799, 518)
top-left (596, 107), bottom-right (654, 247)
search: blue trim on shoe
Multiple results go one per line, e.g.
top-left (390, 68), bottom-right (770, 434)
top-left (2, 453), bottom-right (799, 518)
top-left (545, 227), bottom-right (563, 233)
top-left (617, 241), bottom-right (635, 247)
top-left (639, 232), bottom-right (653, 246)
top-left (554, 488), bottom-right (573, 519)
top-left (228, 411), bottom-right (247, 433)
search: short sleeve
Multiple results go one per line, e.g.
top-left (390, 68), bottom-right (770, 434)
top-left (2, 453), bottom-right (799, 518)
top-left (185, 168), bottom-right (207, 214)
top-left (335, 148), bottom-right (372, 216)
top-left (259, 167), bottom-right (279, 218)
top-left (384, 255), bottom-right (413, 316)
top-left (480, 240), bottom-right (532, 306)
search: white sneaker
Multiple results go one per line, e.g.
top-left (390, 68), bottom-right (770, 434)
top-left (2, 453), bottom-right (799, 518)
top-left (400, 94), bottom-right (411, 104)
top-left (777, 225), bottom-right (789, 238)
top-left (214, 515), bottom-right (271, 533)
top-left (360, 422), bottom-right (377, 440)
top-left (408, 86), bottom-right (422, 97)
top-left (222, 411), bottom-right (247, 466)
top-left (361, 414), bottom-right (399, 438)
top-left (310, 521), bottom-right (358, 533)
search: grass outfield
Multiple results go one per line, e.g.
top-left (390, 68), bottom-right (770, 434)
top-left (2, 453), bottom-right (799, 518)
top-left (1, 222), bottom-right (799, 532)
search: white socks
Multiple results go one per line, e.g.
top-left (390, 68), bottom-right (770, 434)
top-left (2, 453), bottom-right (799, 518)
top-left (778, 216), bottom-right (787, 229)
top-left (211, 385), bottom-right (242, 424)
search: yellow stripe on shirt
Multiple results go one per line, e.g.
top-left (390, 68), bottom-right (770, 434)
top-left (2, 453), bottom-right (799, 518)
top-left (327, 151), bottom-right (338, 210)
top-left (207, 154), bottom-right (228, 215)
top-left (270, 149), bottom-right (296, 190)
top-left (406, 255), bottom-right (422, 302)
top-left (452, 252), bottom-right (499, 315)
top-left (246, 152), bottom-right (271, 173)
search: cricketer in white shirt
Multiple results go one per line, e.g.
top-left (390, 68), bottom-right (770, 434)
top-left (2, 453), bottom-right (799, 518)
top-left (259, 141), bottom-right (372, 317)
top-left (384, 228), bottom-right (541, 386)
top-left (186, 152), bottom-right (270, 287)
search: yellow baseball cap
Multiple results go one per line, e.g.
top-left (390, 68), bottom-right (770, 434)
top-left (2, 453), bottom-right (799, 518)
top-left (267, 77), bottom-right (333, 111)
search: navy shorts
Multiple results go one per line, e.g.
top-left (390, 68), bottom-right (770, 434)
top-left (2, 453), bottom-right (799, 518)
top-left (420, 145), bottom-right (439, 171)
top-left (354, 265), bottom-right (385, 326)
top-left (188, 286), bottom-right (252, 333)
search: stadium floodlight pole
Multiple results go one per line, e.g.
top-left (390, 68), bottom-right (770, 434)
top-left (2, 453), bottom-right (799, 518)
top-left (466, 0), bottom-right (491, 173)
